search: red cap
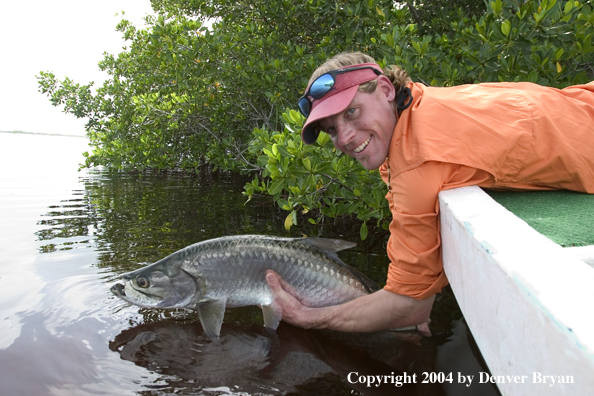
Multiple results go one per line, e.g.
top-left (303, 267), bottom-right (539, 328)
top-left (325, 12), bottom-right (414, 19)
top-left (301, 63), bottom-right (383, 144)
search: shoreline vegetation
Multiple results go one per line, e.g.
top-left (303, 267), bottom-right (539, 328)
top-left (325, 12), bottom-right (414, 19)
top-left (35, 0), bottom-right (594, 239)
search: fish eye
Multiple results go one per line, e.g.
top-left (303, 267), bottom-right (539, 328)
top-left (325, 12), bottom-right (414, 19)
top-left (136, 276), bottom-right (150, 288)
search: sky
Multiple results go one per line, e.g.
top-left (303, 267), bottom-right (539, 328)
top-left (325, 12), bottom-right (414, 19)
top-left (0, 1), bottom-right (155, 136)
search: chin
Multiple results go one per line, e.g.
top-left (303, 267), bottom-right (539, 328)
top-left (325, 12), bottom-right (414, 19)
top-left (359, 159), bottom-right (382, 170)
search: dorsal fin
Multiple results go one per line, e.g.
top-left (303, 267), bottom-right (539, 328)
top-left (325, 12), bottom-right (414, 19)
top-left (300, 237), bottom-right (356, 252)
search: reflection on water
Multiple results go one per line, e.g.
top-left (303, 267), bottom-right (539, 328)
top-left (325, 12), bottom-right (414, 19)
top-left (35, 169), bottom-right (272, 267)
top-left (34, 168), bottom-right (393, 279)
top-left (0, 133), bottom-right (500, 395)
top-left (109, 321), bottom-right (422, 395)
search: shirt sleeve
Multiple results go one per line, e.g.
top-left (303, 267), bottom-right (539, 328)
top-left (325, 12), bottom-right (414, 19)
top-left (383, 161), bottom-right (492, 299)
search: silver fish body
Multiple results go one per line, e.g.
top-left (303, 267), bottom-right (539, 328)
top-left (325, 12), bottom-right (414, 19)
top-left (111, 235), bottom-right (378, 338)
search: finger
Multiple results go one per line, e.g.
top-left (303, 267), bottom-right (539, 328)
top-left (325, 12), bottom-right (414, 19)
top-left (265, 270), bottom-right (281, 290)
top-left (417, 322), bottom-right (432, 337)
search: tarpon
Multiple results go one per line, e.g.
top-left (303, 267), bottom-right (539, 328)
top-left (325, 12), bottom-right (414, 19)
top-left (111, 235), bottom-right (378, 338)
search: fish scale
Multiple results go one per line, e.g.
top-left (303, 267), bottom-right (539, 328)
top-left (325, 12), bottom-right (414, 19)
top-left (111, 235), bottom-right (378, 338)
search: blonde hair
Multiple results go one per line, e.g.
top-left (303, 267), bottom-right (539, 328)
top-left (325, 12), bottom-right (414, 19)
top-left (308, 52), bottom-right (412, 103)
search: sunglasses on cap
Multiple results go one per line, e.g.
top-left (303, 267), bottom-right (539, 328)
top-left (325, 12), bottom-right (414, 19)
top-left (298, 66), bottom-right (382, 118)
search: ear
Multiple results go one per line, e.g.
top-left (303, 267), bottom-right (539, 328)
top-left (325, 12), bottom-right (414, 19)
top-left (376, 75), bottom-right (396, 102)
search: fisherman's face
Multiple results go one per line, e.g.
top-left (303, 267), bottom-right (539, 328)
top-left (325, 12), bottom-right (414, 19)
top-left (317, 77), bottom-right (397, 170)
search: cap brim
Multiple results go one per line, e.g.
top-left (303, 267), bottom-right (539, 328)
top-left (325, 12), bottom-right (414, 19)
top-left (301, 85), bottom-right (359, 145)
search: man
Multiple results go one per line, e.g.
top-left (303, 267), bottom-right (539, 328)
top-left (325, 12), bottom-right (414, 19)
top-left (265, 52), bottom-right (594, 333)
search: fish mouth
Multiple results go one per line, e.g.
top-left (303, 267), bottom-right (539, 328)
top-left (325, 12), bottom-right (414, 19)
top-left (111, 283), bottom-right (126, 298)
top-left (110, 281), bottom-right (193, 309)
top-left (110, 282), bottom-right (156, 308)
top-left (111, 283), bottom-right (137, 305)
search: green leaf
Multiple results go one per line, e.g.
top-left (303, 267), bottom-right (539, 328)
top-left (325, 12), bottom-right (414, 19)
top-left (302, 157), bottom-right (312, 171)
top-left (360, 221), bottom-right (368, 240)
top-left (376, 6), bottom-right (385, 21)
top-left (565, 0), bottom-right (573, 13)
top-left (501, 20), bottom-right (511, 36)
top-left (268, 179), bottom-right (286, 195)
top-left (284, 212), bottom-right (293, 230)
top-left (275, 144), bottom-right (293, 158)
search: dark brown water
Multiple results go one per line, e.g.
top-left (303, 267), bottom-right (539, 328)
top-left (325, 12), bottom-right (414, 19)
top-left (0, 132), bottom-right (500, 395)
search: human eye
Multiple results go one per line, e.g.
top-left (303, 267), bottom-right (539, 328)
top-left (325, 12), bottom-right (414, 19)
top-left (318, 121), bottom-right (334, 135)
top-left (345, 107), bottom-right (357, 118)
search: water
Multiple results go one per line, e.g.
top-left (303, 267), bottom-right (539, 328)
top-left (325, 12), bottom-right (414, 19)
top-left (0, 132), bottom-right (500, 395)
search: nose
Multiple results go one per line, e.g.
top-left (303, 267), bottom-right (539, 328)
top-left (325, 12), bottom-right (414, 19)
top-left (335, 122), bottom-right (356, 148)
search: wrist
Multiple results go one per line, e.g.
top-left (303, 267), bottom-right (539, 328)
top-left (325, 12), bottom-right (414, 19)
top-left (300, 305), bottom-right (342, 330)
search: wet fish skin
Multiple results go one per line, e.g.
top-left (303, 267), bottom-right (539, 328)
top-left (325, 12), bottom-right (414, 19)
top-left (111, 235), bottom-right (378, 338)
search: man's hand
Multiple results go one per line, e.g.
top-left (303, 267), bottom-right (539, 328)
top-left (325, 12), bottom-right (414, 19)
top-left (265, 270), bottom-right (316, 328)
top-left (265, 270), bottom-right (435, 334)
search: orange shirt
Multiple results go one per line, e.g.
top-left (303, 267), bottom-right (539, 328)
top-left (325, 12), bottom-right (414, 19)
top-left (380, 81), bottom-right (594, 299)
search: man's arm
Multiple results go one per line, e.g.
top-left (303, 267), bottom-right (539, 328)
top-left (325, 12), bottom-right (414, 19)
top-left (265, 270), bottom-right (434, 333)
top-left (264, 163), bottom-right (485, 333)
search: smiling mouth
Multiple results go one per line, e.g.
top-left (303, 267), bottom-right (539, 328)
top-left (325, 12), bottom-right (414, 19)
top-left (353, 136), bottom-right (371, 154)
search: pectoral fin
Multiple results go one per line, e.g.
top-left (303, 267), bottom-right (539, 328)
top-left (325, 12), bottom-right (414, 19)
top-left (197, 298), bottom-right (227, 339)
top-left (261, 300), bottom-right (282, 332)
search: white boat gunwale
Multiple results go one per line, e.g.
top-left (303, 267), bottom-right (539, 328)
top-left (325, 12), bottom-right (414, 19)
top-left (439, 186), bottom-right (594, 395)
